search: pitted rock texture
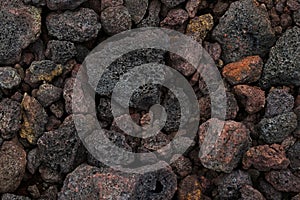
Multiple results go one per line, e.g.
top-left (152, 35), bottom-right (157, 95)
top-left (199, 118), bottom-right (251, 173)
top-left (46, 8), bottom-right (101, 42)
top-left (212, 0), bottom-right (275, 63)
top-left (260, 26), bottom-right (300, 88)
top-left (46, 0), bottom-right (88, 10)
top-left (0, 141), bottom-right (26, 193)
top-left (0, 1), bottom-right (41, 64)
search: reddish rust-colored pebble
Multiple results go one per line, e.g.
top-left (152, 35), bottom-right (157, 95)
top-left (233, 85), bottom-right (265, 114)
top-left (242, 144), bottom-right (290, 171)
top-left (222, 55), bottom-right (263, 85)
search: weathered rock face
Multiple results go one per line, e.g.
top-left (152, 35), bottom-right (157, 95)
top-left (265, 170), bottom-right (300, 192)
top-left (0, 98), bottom-right (21, 139)
top-left (242, 144), bottom-right (290, 171)
top-left (0, 67), bottom-right (21, 89)
top-left (260, 26), bottom-right (300, 88)
top-left (199, 118), bottom-right (252, 173)
top-left (58, 164), bottom-right (177, 200)
top-left (20, 93), bottom-right (48, 144)
top-left (0, 0), bottom-right (41, 65)
top-left (100, 5), bottom-right (132, 35)
top-left (46, 0), bottom-right (88, 10)
top-left (46, 8), bottom-right (101, 42)
top-left (0, 141), bottom-right (27, 193)
top-left (212, 0), bottom-right (275, 63)
top-left (45, 40), bottom-right (77, 64)
top-left (257, 112), bottom-right (298, 144)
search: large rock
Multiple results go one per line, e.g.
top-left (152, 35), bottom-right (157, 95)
top-left (46, 8), bottom-right (101, 42)
top-left (260, 26), bottom-right (300, 88)
top-left (0, 141), bottom-right (26, 193)
top-left (58, 164), bottom-right (177, 200)
top-left (199, 118), bottom-right (251, 173)
top-left (212, 0), bottom-right (275, 63)
top-left (0, 0), bottom-right (41, 64)
top-left (0, 98), bottom-right (21, 139)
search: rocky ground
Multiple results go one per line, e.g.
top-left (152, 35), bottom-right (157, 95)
top-left (0, 0), bottom-right (299, 199)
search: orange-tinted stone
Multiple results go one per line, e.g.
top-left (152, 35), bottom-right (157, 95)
top-left (222, 55), bottom-right (263, 85)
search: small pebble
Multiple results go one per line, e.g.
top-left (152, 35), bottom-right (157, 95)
top-left (177, 175), bottom-right (202, 200)
top-left (0, 67), bottom-right (21, 89)
top-left (45, 40), bottom-right (77, 64)
top-left (36, 83), bottom-right (62, 107)
top-left (28, 60), bottom-right (63, 83)
top-left (186, 14), bottom-right (214, 42)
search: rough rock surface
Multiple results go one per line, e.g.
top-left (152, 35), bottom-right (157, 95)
top-left (20, 93), bottom-right (48, 144)
top-left (199, 118), bottom-right (251, 173)
top-left (287, 141), bottom-right (300, 170)
top-left (260, 26), bottom-right (300, 88)
top-left (28, 60), bottom-right (63, 83)
top-left (1, 193), bottom-right (31, 200)
top-left (265, 88), bottom-right (294, 118)
top-left (233, 85), bottom-right (265, 114)
top-left (36, 83), bottom-right (62, 107)
top-left (124, 0), bottom-right (148, 24)
top-left (0, 67), bottom-right (21, 89)
top-left (177, 175), bottom-right (202, 200)
top-left (222, 55), bottom-right (263, 85)
top-left (46, 8), bottom-right (101, 42)
top-left (100, 6), bottom-right (132, 35)
top-left (45, 40), bottom-right (77, 64)
top-left (258, 112), bottom-right (298, 144)
top-left (242, 144), bottom-right (290, 171)
top-left (0, 141), bottom-right (26, 193)
top-left (212, 0), bottom-right (275, 63)
top-left (216, 170), bottom-right (252, 199)
top-left (37, 115), bottom-right (83, 174)
top-left (240, 185), bottom-right (266, 200)
top-left (186, 14), bottom-right (214, 42)
top-left (46, 0), bottom-right (88, 10)
top-left (58, 164), bottom-right (177, 199)
top-left (0, 98), bottom-right (21, 139)
top-left (265, 170), bottom-right (300, 192)
top-left (138, 0), bottom-right (161, 27)
top-left (161, 0), bottom-right (185, 8)
top-left (0, 1), bottom-right (41, 64)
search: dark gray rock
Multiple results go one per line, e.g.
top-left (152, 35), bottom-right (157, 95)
top-left (100, 6), bottom-right (132, 35)
top-left (0, 98), bottom-right (21, 139)
top-left (216, 170), bottom-right (252, 199)
top-left (260, 26), bottom-right (300, 88)
top-left (28, 60), bottom-right (63, 84)
top-left (45, 40), bottom-right (77, 64)
top-left (161, 0), bottom-right (185, 8)
top-left (36, 83), bottom-right (62, 107)
top-left (37, 115), bottom-right (84, 174)
top-left (265, 88), bottom-right (294, 118)
top-left (212, 0), bottom-right (275, 63)
top-left (46, 0), bottom-right (88, 10)
top-left (1, 194), bottom-right (31, 200)
top-left (0, 1), bottom-right (41, 64)
top-left (46, 8), bottom-right (101, 42)
top-left (265, 169), bottom-right (300, 192)
top-left (287, 141), bottom-right (300, 170)
top-left (124, 0), bottom-right (148, 24)
top-left (240, 185), bottom-right (266, 200)
top-left (0, 67), bottom-right (21, 89)
top-left (258, 112), bottom-right (298, 144)
top-left (138, 0), bottom-right (161, 27)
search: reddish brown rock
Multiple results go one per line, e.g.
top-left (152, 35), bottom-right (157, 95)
top-left (199, 118), bottom-right (251, 173)
top-left (160, 9), bottom-right (189, 29)
top-left (233, 85), bottom-right (265, 114)
top-left (0, 141), bottom-right (27, 193)
top-left (168, 53), bottom-right (196, 77)
top-left (258, 178), bottom-right (282, 200)
top-left (203, 42), bottom-right (222, 61)
top-left (177, 175), bottom-right (202, 200)
top-left (242, 144), bottom-right (290, 171)
top-left (185, 0), bottom-right (201, 18)
top-left (222, 55), bottom-right (263, 85)
top-left (171, 155), bottom-right (192, 178)
top-left (265, 170), bottom-right (300, 192)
